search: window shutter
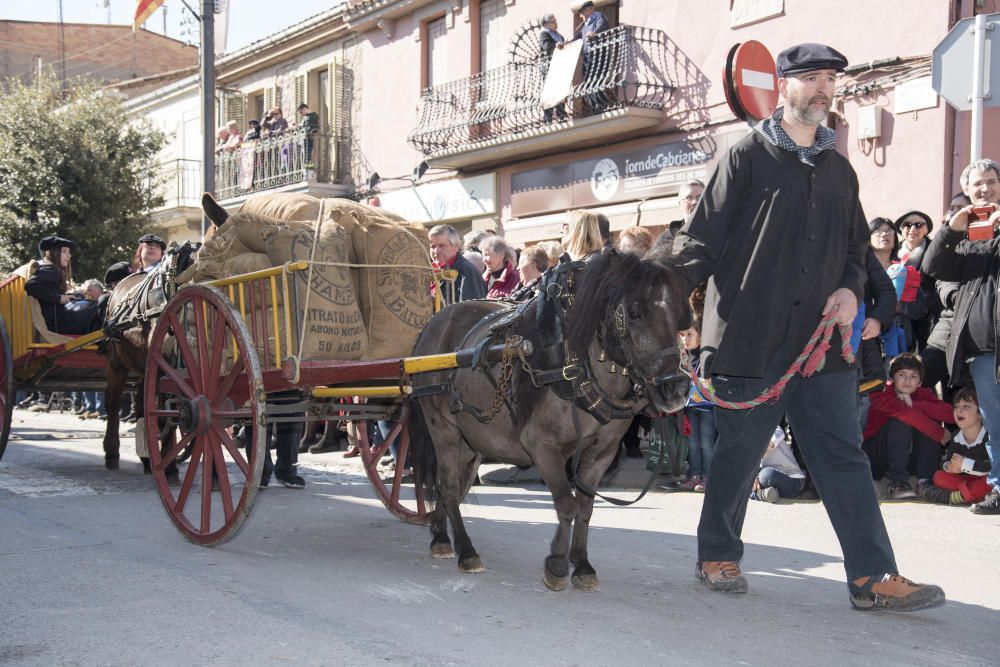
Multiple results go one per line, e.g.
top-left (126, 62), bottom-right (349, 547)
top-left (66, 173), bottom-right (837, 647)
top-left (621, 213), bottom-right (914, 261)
top-left (329, 60), bottom-right (340, 179)
top-left (224, 92), bottom-right (245, 132)
top-left (263, 86), bottom-right (275, 113)
top-left (294, 74), bottom-right (307, 109)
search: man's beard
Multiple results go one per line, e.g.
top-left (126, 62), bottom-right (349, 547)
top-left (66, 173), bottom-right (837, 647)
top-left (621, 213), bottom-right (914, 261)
top-left (787, 92), bottom-right (830, 126)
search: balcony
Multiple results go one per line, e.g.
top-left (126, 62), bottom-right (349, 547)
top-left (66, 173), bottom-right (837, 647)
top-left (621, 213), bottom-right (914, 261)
top-left (154, 158), bottom-right (201, 211)
top-left (408, 25), bottom-right (674, 169)
top-left (214, 130), bottom-right (349, 206)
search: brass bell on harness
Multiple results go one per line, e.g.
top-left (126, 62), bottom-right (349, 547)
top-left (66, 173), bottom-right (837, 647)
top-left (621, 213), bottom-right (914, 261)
top-left (609, 362), bottom-right (617, 373)
top-left (598, 350), bottom-right (607, 362)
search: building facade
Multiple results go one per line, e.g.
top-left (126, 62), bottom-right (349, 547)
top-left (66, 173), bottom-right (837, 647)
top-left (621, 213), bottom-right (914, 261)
top-left (342, 0), bottom-right (993, 244)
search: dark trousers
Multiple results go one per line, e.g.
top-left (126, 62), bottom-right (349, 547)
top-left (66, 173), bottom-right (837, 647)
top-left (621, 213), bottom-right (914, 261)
top-left (263, 391), bottom-right (303, 481)
top-left (699, 369), bottom-right (897, 580)
top-left (862, 419), bottom-right (941, 483)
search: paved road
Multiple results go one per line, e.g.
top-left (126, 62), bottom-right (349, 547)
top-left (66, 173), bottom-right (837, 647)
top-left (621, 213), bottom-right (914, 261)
top-left (1, 410), bottom-right (997, 666)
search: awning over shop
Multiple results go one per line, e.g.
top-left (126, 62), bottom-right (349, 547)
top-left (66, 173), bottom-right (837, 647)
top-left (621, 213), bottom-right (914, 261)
top-left (503, 196), bottom-right (681, 246)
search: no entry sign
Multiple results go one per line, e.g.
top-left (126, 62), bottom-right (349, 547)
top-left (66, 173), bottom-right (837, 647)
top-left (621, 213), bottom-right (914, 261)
top-left (723, 40), bottom-right (779, 122)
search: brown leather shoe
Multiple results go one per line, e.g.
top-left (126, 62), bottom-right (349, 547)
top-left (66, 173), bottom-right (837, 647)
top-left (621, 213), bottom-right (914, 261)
top-left (696, 560), bottom-right (748, 593)
top-left (849, 574), bottom-right (946, 611)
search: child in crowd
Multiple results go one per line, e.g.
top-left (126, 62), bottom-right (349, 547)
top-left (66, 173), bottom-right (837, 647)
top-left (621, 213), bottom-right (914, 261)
top-left (750, 426), bottom-right (805, 502)
top-left (863, 353), bottom-right (954, 499)
top-left (677, 318), bottom-right (715, 492)
top-left (920, 387), bottom-right (994, 505)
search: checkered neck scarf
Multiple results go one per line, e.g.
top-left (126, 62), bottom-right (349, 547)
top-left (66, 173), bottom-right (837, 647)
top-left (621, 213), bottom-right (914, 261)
top-left (754, 107), bottom-right (836, 166)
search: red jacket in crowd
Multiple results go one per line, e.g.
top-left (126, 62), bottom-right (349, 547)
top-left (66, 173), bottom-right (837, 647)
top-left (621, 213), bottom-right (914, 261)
top-left (863, 382), bottom-right (955, 442)
top-left (483, 260), bottom-right (520, 299)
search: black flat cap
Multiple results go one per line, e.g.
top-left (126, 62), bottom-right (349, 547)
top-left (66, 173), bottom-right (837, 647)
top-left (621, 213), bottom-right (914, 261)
top-left (776, 43), bottom-right (848, 78)
top-left (104, 261), bottom-right (132, 286)
top-left (137, 233), bottom-right (167, 250)
top-left (38, 235), bottom-right (76, 256)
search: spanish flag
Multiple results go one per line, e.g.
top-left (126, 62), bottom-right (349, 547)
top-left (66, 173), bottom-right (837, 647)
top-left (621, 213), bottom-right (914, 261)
top-left (133, 0), bottom-right (167, 31)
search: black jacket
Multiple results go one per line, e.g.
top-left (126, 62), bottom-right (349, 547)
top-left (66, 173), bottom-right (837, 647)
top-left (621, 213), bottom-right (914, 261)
top-left (673, 131), bottom-right (869, 378)
top-left (859, 249), bottom-right (898, 386)
top-left (24, 263), bottom-right (96, 335)
top-left (923, 226), bottom-right (1000, 384)
top-left (443, 253), bottom-right (486, 305)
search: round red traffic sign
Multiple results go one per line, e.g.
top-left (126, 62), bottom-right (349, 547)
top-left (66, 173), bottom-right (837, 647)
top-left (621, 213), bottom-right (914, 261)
top-left (723, 40), bottom-right (778, 122)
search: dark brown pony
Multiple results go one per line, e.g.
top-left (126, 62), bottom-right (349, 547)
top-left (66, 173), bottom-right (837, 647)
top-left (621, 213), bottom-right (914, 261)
top-left (410, 249), bottom-right (692, 591)
top-left (100, 195), bottom-right (223, 475)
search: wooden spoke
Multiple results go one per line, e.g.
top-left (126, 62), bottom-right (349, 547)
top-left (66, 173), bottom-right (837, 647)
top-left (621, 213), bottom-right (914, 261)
top-left (357, 407), bottom-right (429, 525)
top-left (156, 429), bottom-right (196, 472)
top-left (212, 355), bottom-right (246, 407)
top-left (200, 434), bottom-right (214, 533)
top-left (174, 438), bottom-right (204, 515)
top-left (212, 445), bottom-right (235, 522)
top-left (166, 312), bottom-right (204, 393)
top-left (153, 354), bottom-right (198, 401)
top-left (212, 422), bottom-right (250, 477)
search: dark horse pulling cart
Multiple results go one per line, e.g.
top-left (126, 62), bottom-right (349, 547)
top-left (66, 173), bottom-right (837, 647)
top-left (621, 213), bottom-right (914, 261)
top-left (1, 202), bottom-right (691, 595)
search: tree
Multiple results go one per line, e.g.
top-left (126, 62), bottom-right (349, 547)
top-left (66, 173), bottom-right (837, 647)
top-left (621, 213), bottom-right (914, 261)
top-left (0, 73), bottom-right (166, 280)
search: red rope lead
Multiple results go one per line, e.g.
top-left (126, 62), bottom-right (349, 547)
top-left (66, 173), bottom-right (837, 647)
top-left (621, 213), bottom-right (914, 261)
top-left (692, 311), bottom-right (855, 410)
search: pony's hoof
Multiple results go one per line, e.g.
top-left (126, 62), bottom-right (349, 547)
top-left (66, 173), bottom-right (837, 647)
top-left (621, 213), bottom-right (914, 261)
top-left (104, 458), bottom-right (119, 471)
top-left (141, 458), bottom-right (152, 475)
top-left (458, 556), bottom-right (485, 573)
top-left (571, 574), bottom-right (600, 592)
top-left (166, 472), bottom-right (180, 487)
top-left (431, 542), bottom-right (455, 559)
top-left (543, 569), bottom-right (568, 591)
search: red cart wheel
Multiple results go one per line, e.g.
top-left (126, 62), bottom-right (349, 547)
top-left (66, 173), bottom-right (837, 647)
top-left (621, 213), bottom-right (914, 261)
top-left (0, 315), bottom-right (13, 462)
top-left (144, 285), bottom-right (266, 546)
top-left (357, 403), bottom-right (429, 524)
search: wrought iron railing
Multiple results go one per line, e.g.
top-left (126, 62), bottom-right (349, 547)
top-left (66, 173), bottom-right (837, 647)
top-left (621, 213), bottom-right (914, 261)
top-left (214, 130), bottom-right (331, 201)
top-left (408, 25), bottom-right (673, 156)
top-left (153, 158), bottom-right (202, 210)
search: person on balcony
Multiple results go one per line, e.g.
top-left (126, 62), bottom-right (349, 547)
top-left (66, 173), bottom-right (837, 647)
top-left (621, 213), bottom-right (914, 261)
top-left (25, 236), bottom-right (100, 335)
top-left (481, 236), bottom-right (521, 298)
top-left (297, 103), bottom-right (320, 164)
top-left (574, 1), bottom-right (610, 113)
top-left (214, 125), bottom-right (229, 153)
top-left (268, 107), bottom-right (289, 136)
top-left (244, 119), bottom-right (262, 141)
top-left (223, 120), bottom-right (243, 151)
top-left (539, 13), bottom-right (568, 123)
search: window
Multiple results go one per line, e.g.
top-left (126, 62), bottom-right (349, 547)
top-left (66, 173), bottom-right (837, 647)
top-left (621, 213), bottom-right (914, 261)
top-left (479, 0), bottom-right (508, 73)
top-left (730, 0), bottom-right (784, 28)
top-left (426, 16), bottom-right (448, 88)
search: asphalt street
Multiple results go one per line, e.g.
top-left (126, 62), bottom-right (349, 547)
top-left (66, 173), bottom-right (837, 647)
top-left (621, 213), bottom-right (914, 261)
top-left (1, 409), bottom-right (997, 666)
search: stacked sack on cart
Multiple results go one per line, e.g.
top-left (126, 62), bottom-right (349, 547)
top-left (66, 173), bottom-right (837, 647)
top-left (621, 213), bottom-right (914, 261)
top-left (176, 193), bottom-right (435, 362)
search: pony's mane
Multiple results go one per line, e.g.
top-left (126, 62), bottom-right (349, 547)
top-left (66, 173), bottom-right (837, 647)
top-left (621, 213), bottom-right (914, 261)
top-left (565, 248), bottom-right (690, 354)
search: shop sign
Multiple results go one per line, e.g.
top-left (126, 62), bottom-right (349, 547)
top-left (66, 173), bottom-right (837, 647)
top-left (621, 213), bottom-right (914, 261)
top-left (510, 133), bottom-right (743, 217)
top-left (378, 173), bottom-right (496, 223)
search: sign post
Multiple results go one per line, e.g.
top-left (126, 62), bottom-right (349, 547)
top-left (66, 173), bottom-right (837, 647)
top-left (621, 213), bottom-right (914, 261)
top-left (932, 12), bottom-right (1000, 163)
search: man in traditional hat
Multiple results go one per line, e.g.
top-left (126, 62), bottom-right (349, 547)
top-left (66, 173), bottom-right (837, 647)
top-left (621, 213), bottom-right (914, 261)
top-left (574, 1), bottom-right (611, 112)
top-left (134, 233), bottom-right (166, 273)
top-left (673, 43), bottom-right (945, 611)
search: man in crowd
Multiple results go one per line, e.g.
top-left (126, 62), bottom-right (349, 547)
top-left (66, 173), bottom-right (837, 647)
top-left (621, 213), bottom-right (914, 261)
top-left (428, 224), bottom-right (486, 305)
top-left (673, 42), bottom-right (945, 611)
top-left (538, 13), bottom-right (568, 123)
top-left (297, 102), bottom-right (320, 163)
top-left (923, 158), bottom-right (1000, 515)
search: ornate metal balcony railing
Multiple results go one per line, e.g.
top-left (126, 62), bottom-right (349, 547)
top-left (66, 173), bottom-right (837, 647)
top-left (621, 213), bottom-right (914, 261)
top-left (151, 159), bottom-right (201, 211)
top-left (214, 130), bottom-right (331, 201)
top-left (408, 25), bottom-right (673, 156)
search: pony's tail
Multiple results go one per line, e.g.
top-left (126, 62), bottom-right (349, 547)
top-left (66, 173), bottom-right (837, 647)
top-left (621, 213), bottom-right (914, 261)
top-left (408, 399), bottom-right (437, 504)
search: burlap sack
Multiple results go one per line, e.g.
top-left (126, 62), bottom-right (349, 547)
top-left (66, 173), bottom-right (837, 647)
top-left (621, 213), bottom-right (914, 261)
top-left (223, 252), bottom-right (271, 277)
top-left (178, 220), bottom-right (251, 283)
top-left (264, 221), bottom-right (368, 360)
top-left (351, 215), bottom-right (434, 359)
top-left (240, 192), bottom-right (323, 225)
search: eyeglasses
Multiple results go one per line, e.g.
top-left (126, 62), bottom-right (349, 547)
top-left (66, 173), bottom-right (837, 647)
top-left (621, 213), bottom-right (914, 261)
top-left (871, 229), bottom-right (895, 236)
top-left (900, 222), bottom-right (926, 230)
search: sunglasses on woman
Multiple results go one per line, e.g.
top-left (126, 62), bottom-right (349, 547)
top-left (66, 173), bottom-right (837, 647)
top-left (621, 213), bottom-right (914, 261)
top-left (899, 222), bottom-right (926, 230)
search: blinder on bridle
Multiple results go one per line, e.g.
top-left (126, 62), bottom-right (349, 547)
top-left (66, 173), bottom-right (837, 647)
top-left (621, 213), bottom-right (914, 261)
top-left (600, 294), bottom-right (691, 398)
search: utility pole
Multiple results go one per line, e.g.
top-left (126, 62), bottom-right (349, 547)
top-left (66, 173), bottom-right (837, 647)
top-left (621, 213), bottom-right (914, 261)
top-left (200, 0), bottom-right (215, 238)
